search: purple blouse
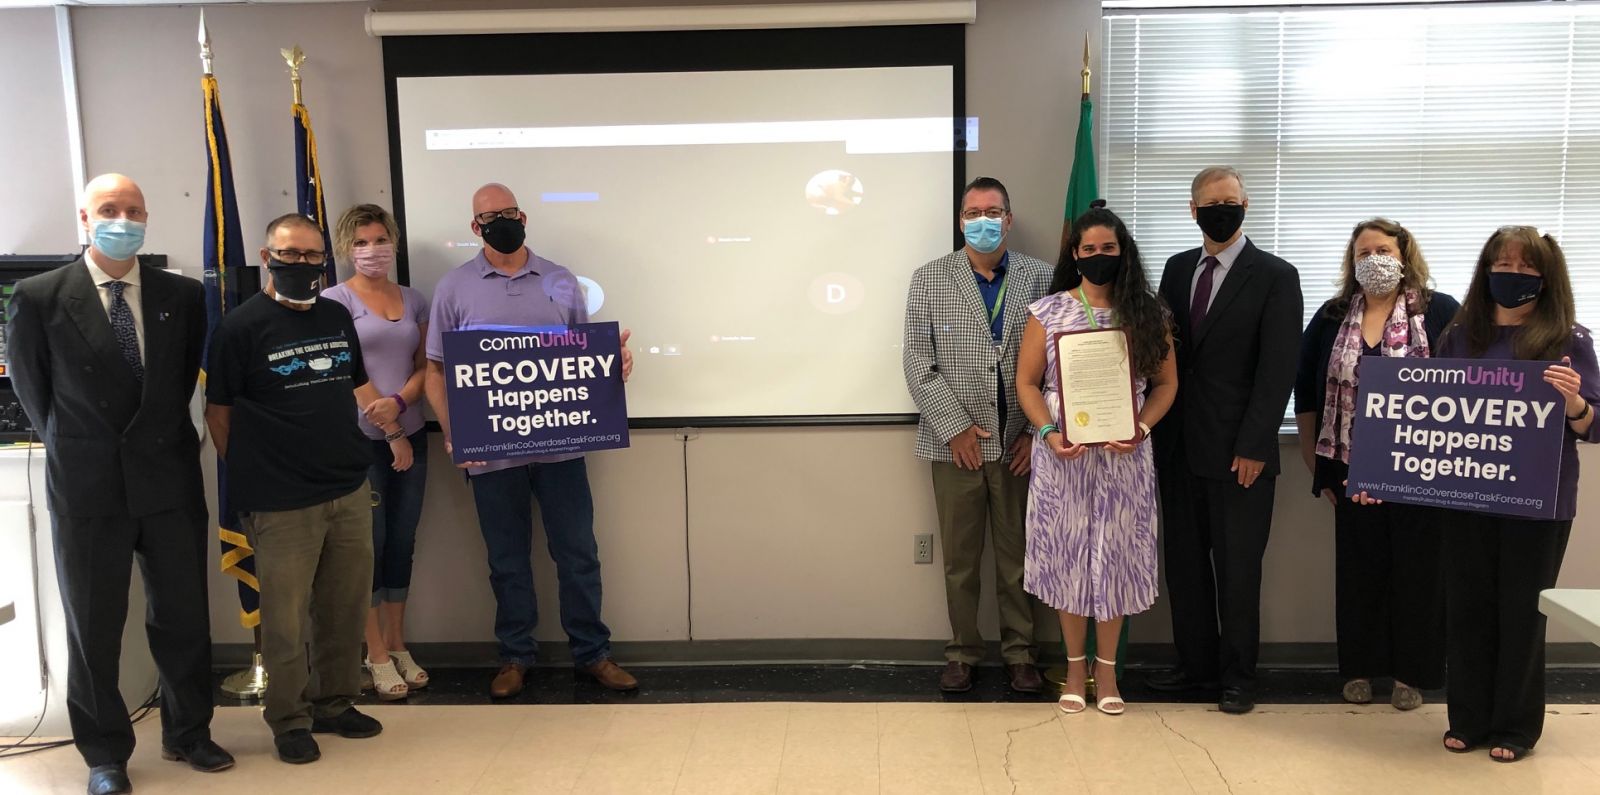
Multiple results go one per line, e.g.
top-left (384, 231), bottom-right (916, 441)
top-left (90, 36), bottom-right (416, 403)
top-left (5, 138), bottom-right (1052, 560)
top-left (1437, 324), bottom-right (1600, 520)
top-left (323, 282), bottom-right (430, 441)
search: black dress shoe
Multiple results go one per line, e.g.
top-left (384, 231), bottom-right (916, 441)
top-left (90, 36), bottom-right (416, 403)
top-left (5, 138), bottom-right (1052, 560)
top-left (87, 763), bottom-right (131, 795)
top-left (1219, 687), bottom-right (1255, 714)
top-left (1007, 663), bottom-right (1044, 694)
top-left (161, 739), bottom-right (235, 772)
top-left (274, 729), bottom-right (322, 764)
top-left (311, 707), bottom-right (383, 738)
top-left (1145, 669), bottom-right (1220, 693)
top-left (939, 661), bottom-right (974, 693)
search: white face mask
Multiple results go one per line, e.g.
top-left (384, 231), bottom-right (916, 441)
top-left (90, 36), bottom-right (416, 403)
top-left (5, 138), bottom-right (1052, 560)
top-left (1354, 253), bottom-right (1403, 296)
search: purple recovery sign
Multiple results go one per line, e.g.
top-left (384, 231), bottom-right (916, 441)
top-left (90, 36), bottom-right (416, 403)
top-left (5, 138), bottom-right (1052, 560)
top-left (1346, 357), bottom-right (1565, 518)
top-left (442, 322), bottom-right (630, 464)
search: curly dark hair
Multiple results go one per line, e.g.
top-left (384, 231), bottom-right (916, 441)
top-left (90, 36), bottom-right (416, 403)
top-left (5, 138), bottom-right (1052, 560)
top-left (1050, 202), bottom-right (1172, 379)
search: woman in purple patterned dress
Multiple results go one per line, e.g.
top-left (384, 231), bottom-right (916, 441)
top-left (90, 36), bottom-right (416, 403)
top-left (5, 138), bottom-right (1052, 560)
top-left (1015, 202), bottom-right (1177, 715)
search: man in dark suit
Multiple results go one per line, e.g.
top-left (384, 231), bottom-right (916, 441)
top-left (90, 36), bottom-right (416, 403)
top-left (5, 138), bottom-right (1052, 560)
top-left (1149, 166), bottom-right (1303, 715)
top-left (6, 174), bottom-right (232, 795)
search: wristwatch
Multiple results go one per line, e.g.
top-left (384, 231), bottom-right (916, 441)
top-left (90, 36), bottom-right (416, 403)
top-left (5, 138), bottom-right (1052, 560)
top-left (1568, 403), bottom-right (1591, 422)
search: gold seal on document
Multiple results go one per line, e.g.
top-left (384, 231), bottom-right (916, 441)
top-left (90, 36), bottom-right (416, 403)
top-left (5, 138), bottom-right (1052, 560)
top-left (1073, 411), bottom-right (1090, 428)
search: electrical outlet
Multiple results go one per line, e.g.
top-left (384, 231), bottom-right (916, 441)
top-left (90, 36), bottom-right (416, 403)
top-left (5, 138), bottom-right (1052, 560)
top-left (914, 532), bottom-right (934, 564)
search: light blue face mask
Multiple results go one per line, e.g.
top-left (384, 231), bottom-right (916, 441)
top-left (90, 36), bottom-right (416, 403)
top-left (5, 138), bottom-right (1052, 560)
top-left (963, 216), bottom-right (1005, 254)
top-left (92, 219), bottom-right (146, 261)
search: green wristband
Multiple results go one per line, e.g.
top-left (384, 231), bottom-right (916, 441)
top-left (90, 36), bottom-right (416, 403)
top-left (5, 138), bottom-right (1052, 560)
top-left (1037, 424), bottom-right (1059, 441)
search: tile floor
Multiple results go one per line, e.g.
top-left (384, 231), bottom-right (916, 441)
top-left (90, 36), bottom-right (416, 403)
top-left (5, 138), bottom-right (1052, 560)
top-left (5, 701), bottom-right (1600, 794)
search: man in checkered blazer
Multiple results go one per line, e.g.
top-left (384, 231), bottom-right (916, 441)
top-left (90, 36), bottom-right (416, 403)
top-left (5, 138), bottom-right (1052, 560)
top-left (902, 177), bottom-right (1053, 694)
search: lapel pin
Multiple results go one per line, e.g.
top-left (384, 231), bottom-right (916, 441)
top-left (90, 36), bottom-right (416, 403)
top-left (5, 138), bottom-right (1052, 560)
top-left (159, 311), bottom-right (172, 321)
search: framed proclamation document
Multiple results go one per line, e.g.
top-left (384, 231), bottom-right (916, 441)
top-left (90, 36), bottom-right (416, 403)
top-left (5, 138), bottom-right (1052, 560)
top-left (1050, 328), bottom-right (1139, 446)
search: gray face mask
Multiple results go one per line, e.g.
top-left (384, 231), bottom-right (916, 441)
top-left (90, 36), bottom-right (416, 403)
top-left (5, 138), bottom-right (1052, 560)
top-left (1354, 253), bottom-right (1403, 296)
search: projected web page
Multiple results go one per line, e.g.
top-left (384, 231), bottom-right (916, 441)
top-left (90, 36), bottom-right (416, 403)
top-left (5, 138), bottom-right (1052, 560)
top-left (395, 67), bottom-right (960, 420)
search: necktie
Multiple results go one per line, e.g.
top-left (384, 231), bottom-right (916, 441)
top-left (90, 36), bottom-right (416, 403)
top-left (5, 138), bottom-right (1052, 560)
top-left (107, 280), bottom-right (144, 381)
top-left (1190, 256), bottom-right (1220, 337)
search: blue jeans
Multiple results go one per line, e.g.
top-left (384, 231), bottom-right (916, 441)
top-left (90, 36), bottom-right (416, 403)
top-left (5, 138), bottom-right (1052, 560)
top-left (369, 428), bottom-right (429, 605)
top-left (468, 457), bottom-right (610, 667)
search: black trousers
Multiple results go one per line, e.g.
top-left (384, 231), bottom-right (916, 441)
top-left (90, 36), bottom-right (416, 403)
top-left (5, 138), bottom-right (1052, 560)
top-left (1333, 500), bottom-right (1446, 688)
top-left (1444, 511), bottom-right (1571, 750)
top-left (52, 506), bottom-right (214, 767)
top-left (1158, 461), bottom-right (1276, 690)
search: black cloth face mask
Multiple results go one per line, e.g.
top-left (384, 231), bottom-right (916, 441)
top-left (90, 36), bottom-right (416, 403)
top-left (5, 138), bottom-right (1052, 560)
top-left (1196, 203), bottom-right (1246, 244)
top-left (1488, 271), bottom-right (1543, 309)
top-left (267, 261), bottom-right (323, 303)
top-left (1076, 253), bottom-right (1122, 286)
top-left (479, 217), bottom-right (527, 255)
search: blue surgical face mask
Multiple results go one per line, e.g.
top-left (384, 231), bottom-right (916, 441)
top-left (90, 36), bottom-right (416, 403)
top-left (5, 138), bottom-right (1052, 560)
top-left (91, 219), bottom-right (146, 261)
top-left (963, 216), bottom-right (1005, 254)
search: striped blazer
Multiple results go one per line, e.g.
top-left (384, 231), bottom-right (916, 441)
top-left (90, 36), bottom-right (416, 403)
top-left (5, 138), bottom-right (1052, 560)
top-left (902, 249), bottom-right (1053, 463)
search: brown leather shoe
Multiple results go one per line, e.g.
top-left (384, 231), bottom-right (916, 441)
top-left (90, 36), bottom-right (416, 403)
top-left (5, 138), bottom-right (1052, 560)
top-left (939, 661), bottom-right (974, 693)
top-left (1007, 663), bottom-right (1043, 693)
top-left (585, 659), bottom-right (638, 691)
top-left (490, 663), bottom-right (526, 698)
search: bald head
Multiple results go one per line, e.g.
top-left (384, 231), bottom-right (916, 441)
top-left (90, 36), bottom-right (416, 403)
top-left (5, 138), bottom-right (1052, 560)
top-left (81, 173), bottom-right (147, 223)
top-left (473, 183), bottom-right (518, 216)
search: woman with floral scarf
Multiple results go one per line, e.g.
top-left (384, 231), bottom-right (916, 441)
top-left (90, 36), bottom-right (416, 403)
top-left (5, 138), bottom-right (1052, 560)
top-left (1293, 218), bottom-right (1460, 710)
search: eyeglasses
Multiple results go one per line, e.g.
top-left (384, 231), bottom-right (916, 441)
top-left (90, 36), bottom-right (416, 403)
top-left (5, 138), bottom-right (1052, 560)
top-left (475, 207), bottom-right (521, 225)
top-left (960, 208), bottom-right (1008, 221)
top-left (267, 248), bottom-right (328, 265)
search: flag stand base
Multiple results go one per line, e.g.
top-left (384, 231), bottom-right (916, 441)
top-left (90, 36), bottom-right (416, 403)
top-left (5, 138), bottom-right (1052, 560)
top-left (1042, 665), bottom-right (1096, 700)
top-left (221, 652), bottom-right (267, 700)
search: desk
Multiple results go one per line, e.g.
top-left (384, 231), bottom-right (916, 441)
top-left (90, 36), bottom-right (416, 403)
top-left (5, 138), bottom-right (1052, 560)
top-left (1539, 589), bottom-right (1600, 648)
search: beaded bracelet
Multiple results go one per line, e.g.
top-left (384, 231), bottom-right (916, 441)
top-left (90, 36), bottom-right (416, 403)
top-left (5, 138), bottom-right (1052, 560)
top-left (384, 428), bottom-right (405, 443)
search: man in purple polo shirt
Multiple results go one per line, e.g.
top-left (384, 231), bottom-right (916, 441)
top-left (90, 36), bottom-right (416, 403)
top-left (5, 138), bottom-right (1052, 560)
top-left (423, 183), bottom-right (636, 697)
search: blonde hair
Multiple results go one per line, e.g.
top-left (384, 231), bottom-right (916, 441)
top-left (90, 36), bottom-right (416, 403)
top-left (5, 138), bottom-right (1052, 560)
top-left (332, 204), bottom-right (399, 260)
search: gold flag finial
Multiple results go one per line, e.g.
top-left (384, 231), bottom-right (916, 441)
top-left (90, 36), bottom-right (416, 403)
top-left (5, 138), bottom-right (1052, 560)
top-left (281, 45), bottom-right (305, 105)
top-left (1081, 34), bottom-right (1092, 98)
top-left (198, 10), bottom-right (213, 75)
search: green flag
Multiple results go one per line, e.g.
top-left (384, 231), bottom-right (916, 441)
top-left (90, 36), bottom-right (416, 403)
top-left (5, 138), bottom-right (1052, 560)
top-left (1063, 96), bottom-right (1099, 229)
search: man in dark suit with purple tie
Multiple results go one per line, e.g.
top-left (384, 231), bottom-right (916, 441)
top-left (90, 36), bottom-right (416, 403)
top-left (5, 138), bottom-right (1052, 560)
top-left (1148, 166), bottom-right (1303, 715)
top-left (6, 174), bottom-right (231, 795)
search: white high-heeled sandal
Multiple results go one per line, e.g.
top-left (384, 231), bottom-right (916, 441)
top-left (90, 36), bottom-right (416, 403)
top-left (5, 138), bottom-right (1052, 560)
top-left (1094, 656), bottom-right (1125, 715)
top-left (366, 657), bottom-right (409, 701)
top-left (1058, 655), bottom-right (1088, 714)
top-left (390, 649), bottom-right (429, 690)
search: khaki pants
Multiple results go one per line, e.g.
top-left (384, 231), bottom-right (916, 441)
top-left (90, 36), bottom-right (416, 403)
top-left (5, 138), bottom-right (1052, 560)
top-left (242, 483), bottom-right (373, 735)
top-left (931, 461), bottom-right (1037, 665)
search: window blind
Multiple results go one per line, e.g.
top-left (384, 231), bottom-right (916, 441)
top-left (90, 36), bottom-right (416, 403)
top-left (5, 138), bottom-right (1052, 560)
top-left (1101, 2), bottom-right (1600, 426)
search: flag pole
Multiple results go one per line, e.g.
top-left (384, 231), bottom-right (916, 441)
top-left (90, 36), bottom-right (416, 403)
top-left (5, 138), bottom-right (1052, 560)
top-left (202, 11), bottom-right (266, 700)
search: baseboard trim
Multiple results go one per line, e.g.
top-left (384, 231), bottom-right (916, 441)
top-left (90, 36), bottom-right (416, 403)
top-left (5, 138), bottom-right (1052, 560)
top-left (211, 639), bottom-right (1600, 669)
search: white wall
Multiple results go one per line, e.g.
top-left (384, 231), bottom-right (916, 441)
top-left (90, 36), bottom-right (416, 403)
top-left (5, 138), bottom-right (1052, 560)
top-left (4, 0), bottom-right (1596, 656)
top-left (0, 7), bottom-right (78, 254)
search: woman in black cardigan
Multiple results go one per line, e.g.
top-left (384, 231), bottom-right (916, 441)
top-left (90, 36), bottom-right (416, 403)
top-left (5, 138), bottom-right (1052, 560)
top-left (1293, 218), bottom-right (1460, 710)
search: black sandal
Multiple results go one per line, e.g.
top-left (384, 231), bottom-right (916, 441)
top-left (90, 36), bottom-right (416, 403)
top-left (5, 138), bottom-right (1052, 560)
top-left (1442, 731), bottom-right (1480, 753)
top-left (1490, 742), bottom-right (1531, 763)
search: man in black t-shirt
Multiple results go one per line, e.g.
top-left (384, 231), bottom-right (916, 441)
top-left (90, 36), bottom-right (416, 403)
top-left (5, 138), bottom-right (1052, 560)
top-left (205, 214), bottom-right (385, 765)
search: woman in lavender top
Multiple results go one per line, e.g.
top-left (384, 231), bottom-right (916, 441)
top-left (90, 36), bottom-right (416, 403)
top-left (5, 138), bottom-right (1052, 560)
top-left (324, 204), bottom-right (431, 700)
top-left (1015, 202), bottom-right (1177, 716)
top-left (1423, 227), bottom-right (1598, 762)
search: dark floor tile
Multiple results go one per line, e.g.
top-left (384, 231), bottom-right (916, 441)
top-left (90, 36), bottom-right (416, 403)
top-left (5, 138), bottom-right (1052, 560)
top-left (212, 664), bottom-right (1600, 707)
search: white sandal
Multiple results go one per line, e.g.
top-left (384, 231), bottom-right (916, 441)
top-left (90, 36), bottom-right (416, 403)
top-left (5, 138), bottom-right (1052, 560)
top-left (367, 657), bottom-right (409, 701)
top-left (1058, 655), bottom-right (1088, 714)
top-left (1094, 656), bottom-right (1125, 715)
top-left (390, 649), bottom-right (429, 690)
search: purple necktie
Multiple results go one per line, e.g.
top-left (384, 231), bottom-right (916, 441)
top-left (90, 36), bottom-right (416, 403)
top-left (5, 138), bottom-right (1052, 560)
top-left (1190, 256), bottom-right (1220, 337)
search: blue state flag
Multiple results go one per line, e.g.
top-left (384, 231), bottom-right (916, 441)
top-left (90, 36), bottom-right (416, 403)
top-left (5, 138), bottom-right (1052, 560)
top-left (202, 72), bottom-right (259, 628)
top-left (292, 102), bottom-right (337, 283)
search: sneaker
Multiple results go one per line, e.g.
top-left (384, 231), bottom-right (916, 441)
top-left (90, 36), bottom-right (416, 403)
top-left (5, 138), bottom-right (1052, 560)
top-left (311, 707), bottom-right (383, 739)
top-left (274, 729), bottom-right (321, 764)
